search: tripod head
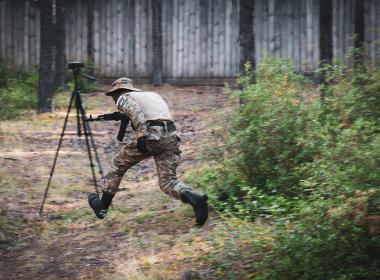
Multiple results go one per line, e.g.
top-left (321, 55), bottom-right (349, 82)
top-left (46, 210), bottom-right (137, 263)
top-left (68, 61), bottom-right (96, 91)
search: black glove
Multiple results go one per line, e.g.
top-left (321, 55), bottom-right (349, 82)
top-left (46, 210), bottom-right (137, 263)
top-left (137, 136), bottom-right (149, 154)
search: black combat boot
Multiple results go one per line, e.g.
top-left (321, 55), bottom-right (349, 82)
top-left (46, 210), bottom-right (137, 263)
top-left (88, 192), bottom-right (114, 219)
top-left (180, 189), bottom-right (208, 227)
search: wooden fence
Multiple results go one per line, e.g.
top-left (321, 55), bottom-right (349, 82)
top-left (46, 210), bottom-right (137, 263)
top-left (0, 0), bottom-right (379, 81)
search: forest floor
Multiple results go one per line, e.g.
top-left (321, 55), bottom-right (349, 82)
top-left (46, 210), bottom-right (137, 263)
top-left (0, 84), bottom-right (251, 280)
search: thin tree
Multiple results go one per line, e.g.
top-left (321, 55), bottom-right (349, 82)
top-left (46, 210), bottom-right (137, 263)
top-left (354, 0), bottom-right (365, 68)
top-left (54, 0), bottom-right (67, 90)
top-left (38, 0), bottom-right (54, 113)
top-left (239, 0), bottom-right (255, 74)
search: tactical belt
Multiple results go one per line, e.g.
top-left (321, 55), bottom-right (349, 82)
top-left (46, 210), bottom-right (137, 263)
top-left (147, 120), bottom-right (176, 132)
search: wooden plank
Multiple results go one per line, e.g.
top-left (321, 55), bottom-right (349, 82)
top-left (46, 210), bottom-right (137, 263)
top-left (171, 0), bottom-right (178, 77)
top-left (142, 0), bottom-right (148, 77)
top-left (306, 0), bottom-right (313, 71)
top-left (183, 0), bottom-right (191, 77)
top-left (377, 0), bottom-right (380, 63)
top-left (77, 0), bottom-right (82, 61)
top-left (338, 0), bottom-right (345, 56)
top-left (225, 0), bottom-right (232, 76)
top-left (208, 0), bottom-right (214, 77)
top-left (128, 0), bottom-right (136, 76)
top-left (219, 0), bottom-right (226, 76)
top-left (189, 0), bottom-right (197, 77)
top-left (121, 0), bottom-right (128, 75)
top-left (106, 0), bottom-right (113, 76)
top-left (143, 0), bottom-right (149, 77)
top-left (254, 0), bottom-right (261, 65)
top-left (231, 0), bottom-right (239, 75)
top-left (179, 0), bottom-right (185, 77)
top-left (200, 0), bottom-right (208, 77)
top-left (332, 0), bottom-right (337, 58)
top-left (3, 0), bottom-right (9, 64)
top-left (147, 0), bottom-right (154, 78)
top-left (0, 1), bottom-right (3, 63)
top-left (268, 0), bottom-right (275, 55)
top-left (24, 0), bottom-right (30, 70)
top-left (313, 0), bottom-right (320, 69)
top-left (116, 0), bottom-right (123, 75)
top-left (101, 0), bottom-right (106, 74)
top-left (161, 0), bottom-right (167, 77)
top-left (194, 0), bottom-right (201, 77)
top-left (279, 0), bottom-right (286, 58)
top-left (166, 0), bottom-right (173, 78)
top-left (30, 1), bottom-right (38, 67)
top-left (212, 0), bottom-right (220, 77)
top-left (300, 0), bottom-right (307, 72)
top-left (93, 0), bottom-right (100, 72)
top-left (134, 0), bottom-right (141, 76)
top-left (111, 0), bottom-right (117, 76)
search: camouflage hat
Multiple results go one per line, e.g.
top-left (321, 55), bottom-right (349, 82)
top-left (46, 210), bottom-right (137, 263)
top-left (105, 77), bottom-right (141, 96)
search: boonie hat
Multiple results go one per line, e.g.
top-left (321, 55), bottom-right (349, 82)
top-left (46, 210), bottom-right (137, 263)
top-left (105, 77), bottom-right (141, 96)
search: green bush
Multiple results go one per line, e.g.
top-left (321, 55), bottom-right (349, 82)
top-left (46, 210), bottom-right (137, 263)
top-left (0, 65), bottom-right (38, 120)
top-left (257, 194), bottom-right (380, 280)
top-left (187, 56), bottom-right (380, 279)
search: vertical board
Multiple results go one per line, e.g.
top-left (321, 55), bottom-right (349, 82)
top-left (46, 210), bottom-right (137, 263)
top-left (0, 0), bottom-right (379, 76)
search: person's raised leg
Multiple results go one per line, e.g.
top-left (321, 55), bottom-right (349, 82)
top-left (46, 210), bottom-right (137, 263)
top-left (89, 142), bottom-right (150, 219)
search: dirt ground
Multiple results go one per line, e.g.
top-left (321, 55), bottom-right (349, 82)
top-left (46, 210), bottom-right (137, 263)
top-left (0, 84), bottom-right (233, 280)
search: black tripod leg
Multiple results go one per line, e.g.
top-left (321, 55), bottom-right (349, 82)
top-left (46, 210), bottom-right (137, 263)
top-left (86, 121), bottom-right (104, 179)
top-left (39, 91), bottom-right (76, 215)
top-left (76, 93), bottom-right (100, 196)
top-left (76, 96), bottom-right (82, 137)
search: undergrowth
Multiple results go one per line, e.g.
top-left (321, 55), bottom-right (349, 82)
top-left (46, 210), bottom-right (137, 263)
top-left (186, 56), bottom-right (380, 279)
top-left (0, 64), bottom-right (38, 120)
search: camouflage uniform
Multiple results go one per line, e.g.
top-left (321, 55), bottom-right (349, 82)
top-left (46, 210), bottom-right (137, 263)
top-left (102, 91), bottom-right (192, 200)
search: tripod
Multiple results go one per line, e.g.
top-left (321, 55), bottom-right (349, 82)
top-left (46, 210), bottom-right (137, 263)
top-left (39, 62), bottom-right (103, 215)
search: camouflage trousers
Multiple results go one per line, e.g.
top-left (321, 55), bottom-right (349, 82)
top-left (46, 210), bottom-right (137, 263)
top-left (102, 130), bottom-right (191, 200)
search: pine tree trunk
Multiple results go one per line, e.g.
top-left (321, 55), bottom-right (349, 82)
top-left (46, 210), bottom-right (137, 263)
top-left (152, 0), bottom-right (163, 85)
top-left (319, 0), bottom-right (333, 64)
top-left (239, 0), bottom-right (255, 74)
top-left (354, 0), bottom-right (365, 67)
top-left (54, 0), bottom-right (67, 90)
top-left (38, 0), bottom-right (54, 113)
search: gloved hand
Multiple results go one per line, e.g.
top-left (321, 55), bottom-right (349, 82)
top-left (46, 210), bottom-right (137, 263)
top-left (137, 136), bottom-right (149, 154)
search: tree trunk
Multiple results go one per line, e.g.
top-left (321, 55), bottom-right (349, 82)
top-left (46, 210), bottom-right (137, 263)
top-left (354, 0), bottom-right (365, 67)
top-left (319, 0), bottom-right (333, 103)
top-left (38, 0), bottom-right (54, 113)
top-left (319, 0), bottom-right (333, 64)
top-left (239, 0), bottom-right (255, 74)
top-left (54, 0), bottom-right (67, 90)
top-left (152, 0), bottom-right (163, 85)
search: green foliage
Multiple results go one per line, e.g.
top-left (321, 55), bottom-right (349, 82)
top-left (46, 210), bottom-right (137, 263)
top-left (187, 56), bottom-right (380, 279)
top-left (257, 196), bottom-right (380, 280)
top-left (0, 65), bottom-right (38, 120)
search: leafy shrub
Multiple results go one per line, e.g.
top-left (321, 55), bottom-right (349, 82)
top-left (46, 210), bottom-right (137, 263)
top-left (0, 65), bottom-right (38, 120)
top-left (257, 194), bottom-right (380, 280)
top-left (187, 56), bottom-right (380, 279)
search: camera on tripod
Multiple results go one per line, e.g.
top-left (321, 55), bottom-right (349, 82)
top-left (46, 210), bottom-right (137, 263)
top-left (39, 61), bottom-right (103, 215)
top-left (68, 62), bottom-right (85, 70)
